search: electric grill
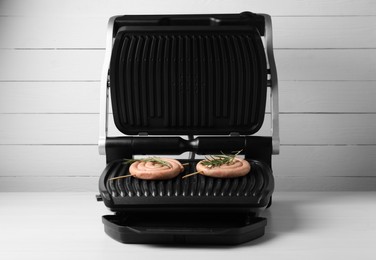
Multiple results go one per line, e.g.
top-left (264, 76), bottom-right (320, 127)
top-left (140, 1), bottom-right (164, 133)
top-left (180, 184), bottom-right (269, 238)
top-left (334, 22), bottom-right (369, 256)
top-left (96, 12), bottom-right (279, 245)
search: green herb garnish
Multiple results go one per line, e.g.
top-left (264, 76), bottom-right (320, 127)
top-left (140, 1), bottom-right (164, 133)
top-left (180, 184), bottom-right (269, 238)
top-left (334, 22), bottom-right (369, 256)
top-left (200, 150), bottom-right (242, 168)
top-left (182, 150), bottom-right (243, 179)
top-left (123, 157), bottom-right (172, 168)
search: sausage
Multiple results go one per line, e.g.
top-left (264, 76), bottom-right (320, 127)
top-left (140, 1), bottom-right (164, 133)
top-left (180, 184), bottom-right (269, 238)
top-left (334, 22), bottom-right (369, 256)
top-left (196, 158), bottom-right (251, 178)
top-left (129, 158), bottom-right (184, 180)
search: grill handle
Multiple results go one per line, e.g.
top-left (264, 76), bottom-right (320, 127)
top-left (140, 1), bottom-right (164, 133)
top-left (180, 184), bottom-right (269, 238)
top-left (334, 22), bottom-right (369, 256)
top-left (105, 136), bottom-right (272, 166)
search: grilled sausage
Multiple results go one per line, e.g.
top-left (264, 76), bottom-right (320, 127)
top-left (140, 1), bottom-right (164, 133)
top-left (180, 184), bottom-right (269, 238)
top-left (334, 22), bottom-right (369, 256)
top-left (196, 158), bottom-right (251, 178)
top-left (129, 158), bottom-right (184, 180)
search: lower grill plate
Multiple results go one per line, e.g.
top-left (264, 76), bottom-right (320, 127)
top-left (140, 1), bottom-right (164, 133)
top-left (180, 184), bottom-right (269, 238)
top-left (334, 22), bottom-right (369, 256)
top-left (99, 159), bottom-right (274, 209)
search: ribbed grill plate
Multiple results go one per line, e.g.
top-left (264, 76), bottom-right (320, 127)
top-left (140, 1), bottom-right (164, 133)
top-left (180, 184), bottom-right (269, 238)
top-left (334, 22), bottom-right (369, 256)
top-left (100, 159), bottom-right (273, 207)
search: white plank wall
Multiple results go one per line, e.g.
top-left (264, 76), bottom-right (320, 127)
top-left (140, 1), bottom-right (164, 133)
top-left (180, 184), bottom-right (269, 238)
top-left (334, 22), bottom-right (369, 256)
top-left (0, 0), bottom-right (375, 191)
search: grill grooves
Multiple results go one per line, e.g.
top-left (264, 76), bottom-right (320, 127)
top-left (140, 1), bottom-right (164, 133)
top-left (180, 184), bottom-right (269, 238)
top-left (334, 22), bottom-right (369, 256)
top-left (192, 35), bottom-right (199, 127)
top-left (148, 36), bottom-right (156, 117)
top-left (233, 35), bottom-right (244, 126)
top-left (227, 35), bottom-right (236, 126)
top-left (105, 160), bottom-right (270, 198)
top-left (140, 36), bottom-right (149, 126)
top-left (239, 35), bottom-right (252, 125)
top-left (163, 36), bottom-right (170, 127)
top-left (178, 36), bottom-right (184, 127)
top-left (170, 36), bottom-right (177, 126)
top-left (133, 36), bottom-right (143, 126)
top-left (206, 36), bottom-right (214, 127)
top-left (185, 35), bottom-right (192, 127)
top-left (218, 37), bottom-right (229, 117)
top-left (248, 35), bottom-right (258, 124)
top-left (212, 36), bottom-right (221, 118)
top-left (125, 36), bottom-right (136, 125)
top-left (118, 35), bottom-right (129, 124)
top-left (198, 35), bottom-right (206, 127)
top-left (156, 36), bottom-right (164, 117)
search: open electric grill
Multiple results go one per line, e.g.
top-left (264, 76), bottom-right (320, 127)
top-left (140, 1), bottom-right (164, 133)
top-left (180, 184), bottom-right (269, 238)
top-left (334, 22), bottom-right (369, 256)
top-left (97, 12), bottom-right (279, 244)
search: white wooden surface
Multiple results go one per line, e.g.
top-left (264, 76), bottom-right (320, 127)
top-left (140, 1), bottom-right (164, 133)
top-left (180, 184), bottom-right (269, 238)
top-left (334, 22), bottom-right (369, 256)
top-left (0, 0), bottom-right (375, 191)
top-left (0, 192), bottom-right (375, 260)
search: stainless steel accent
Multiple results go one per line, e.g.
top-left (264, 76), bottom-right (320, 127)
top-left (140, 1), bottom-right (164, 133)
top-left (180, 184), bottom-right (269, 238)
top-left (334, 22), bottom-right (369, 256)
top-left (99, 16), bottom-right (119, 155)
top-left (261, 14), bottom-right (280, 155)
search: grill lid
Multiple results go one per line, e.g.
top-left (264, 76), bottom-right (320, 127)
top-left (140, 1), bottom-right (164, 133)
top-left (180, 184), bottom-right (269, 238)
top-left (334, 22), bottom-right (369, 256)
top-left (109, 12), bottom-right (268, 135)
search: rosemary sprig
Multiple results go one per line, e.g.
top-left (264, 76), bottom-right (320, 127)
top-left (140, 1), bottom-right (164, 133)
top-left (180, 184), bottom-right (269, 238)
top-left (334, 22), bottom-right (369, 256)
top-left (200, 150), bottom-right (242, 168)
top-left (123, 157), bottom-right (172, 168)
top-left (182, 150), bottom-right (243, 179)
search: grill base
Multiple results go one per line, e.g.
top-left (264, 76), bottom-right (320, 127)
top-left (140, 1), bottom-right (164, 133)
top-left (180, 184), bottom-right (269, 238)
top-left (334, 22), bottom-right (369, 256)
top-left (102, 211), bottom-right (266, 245)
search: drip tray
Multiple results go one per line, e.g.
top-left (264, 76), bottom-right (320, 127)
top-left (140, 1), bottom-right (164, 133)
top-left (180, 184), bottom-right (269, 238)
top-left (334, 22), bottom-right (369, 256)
top-left (103, 211), bottom-right (267, 244)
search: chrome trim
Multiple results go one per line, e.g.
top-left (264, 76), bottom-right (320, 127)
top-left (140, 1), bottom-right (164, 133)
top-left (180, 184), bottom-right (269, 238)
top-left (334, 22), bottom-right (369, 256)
top-left (99, 16), bottom-right (120, 155)
top-left (261, 14), bottom-right (280, 154)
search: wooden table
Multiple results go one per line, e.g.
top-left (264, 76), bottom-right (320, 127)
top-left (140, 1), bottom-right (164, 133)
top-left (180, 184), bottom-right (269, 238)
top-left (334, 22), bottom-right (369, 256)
top-left (1, 192), bottom-right (375, 260)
